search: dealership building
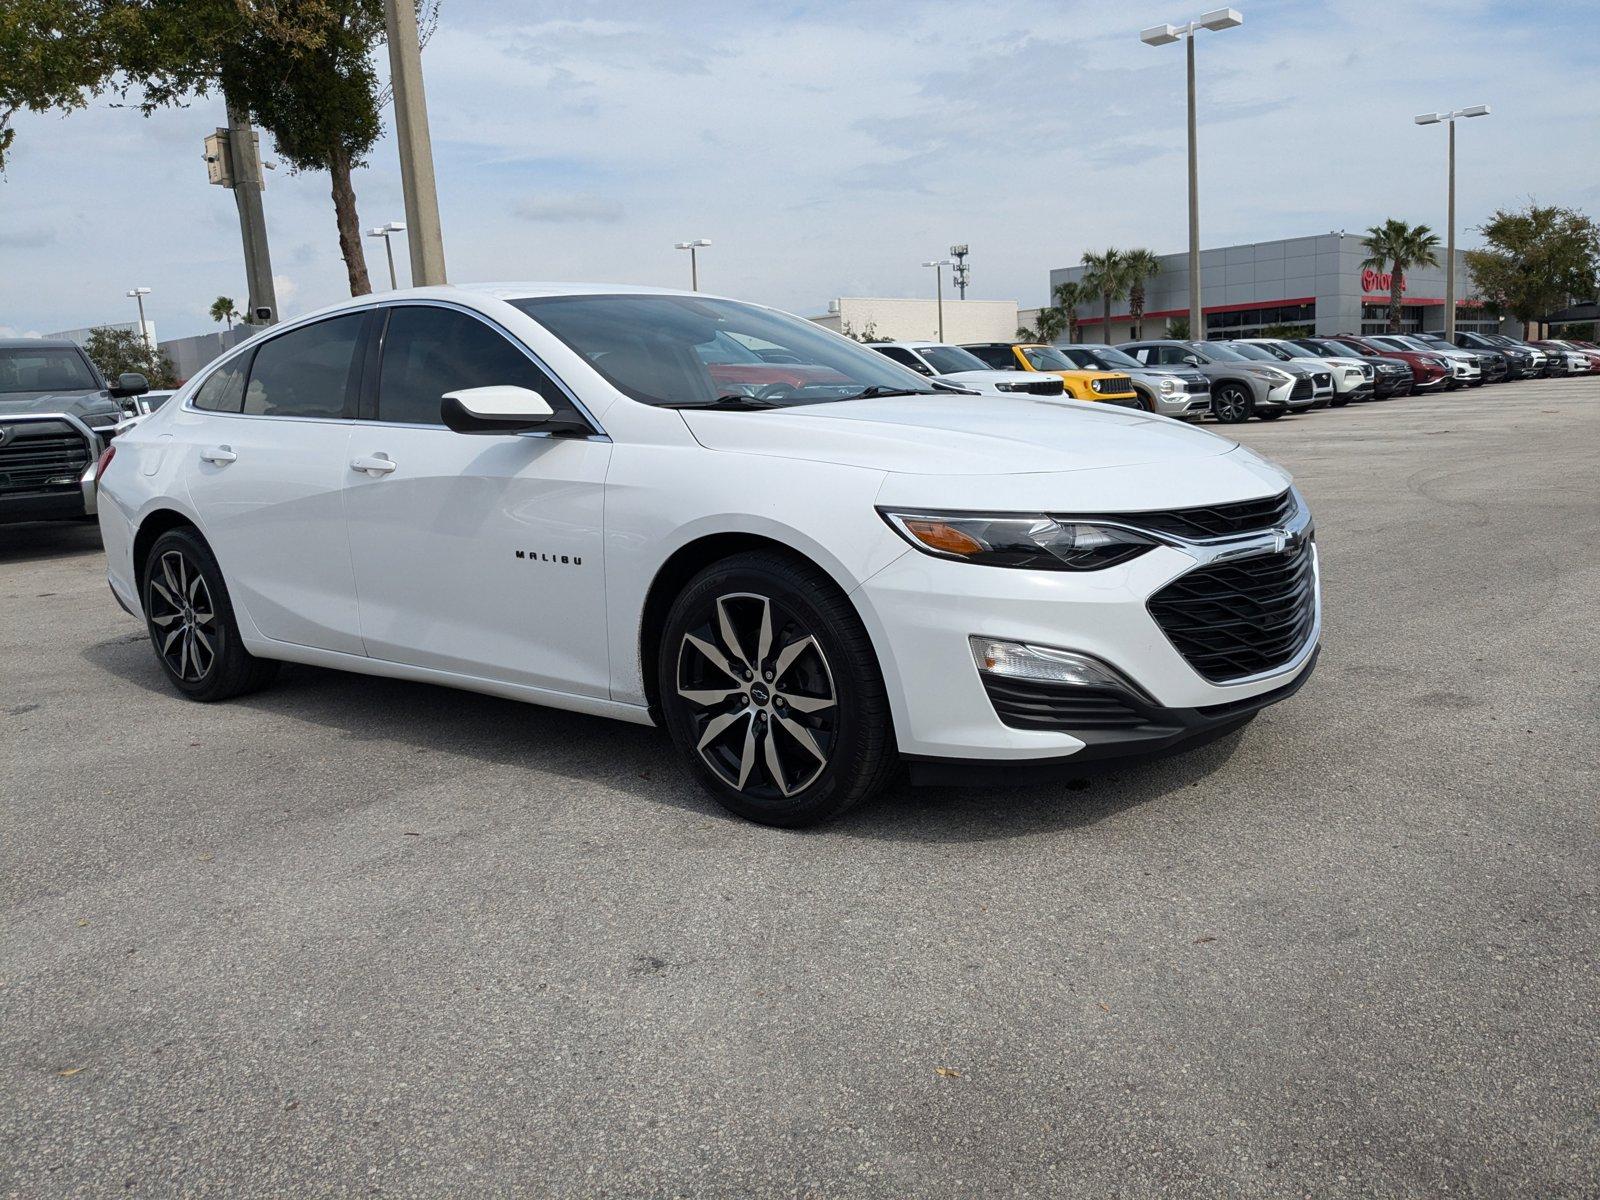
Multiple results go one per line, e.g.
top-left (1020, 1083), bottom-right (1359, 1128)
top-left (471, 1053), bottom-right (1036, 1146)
top-left (1050, 232), bottom-right (1502, 343)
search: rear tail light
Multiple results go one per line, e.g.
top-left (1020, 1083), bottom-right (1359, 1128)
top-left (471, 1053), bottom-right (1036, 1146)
top-left (95, 445), bottom-right (115, 485)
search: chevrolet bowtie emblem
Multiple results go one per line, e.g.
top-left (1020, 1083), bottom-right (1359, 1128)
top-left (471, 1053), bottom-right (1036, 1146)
top-left (1271, 527), bottom-right (1292, 554)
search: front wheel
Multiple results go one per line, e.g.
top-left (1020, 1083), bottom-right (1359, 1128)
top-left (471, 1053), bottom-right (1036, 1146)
top-left (658, 551), bottom-right (897, 827)
top-left (1330, 395), bottom-right (1350, 407)
top-left (1211, 383), bottom-right (1254, 424)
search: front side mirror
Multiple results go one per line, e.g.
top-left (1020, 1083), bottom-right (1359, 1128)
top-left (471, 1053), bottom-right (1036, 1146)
top-left (441, 385), bottom-right (588, 436)
top-left (1182, 354), bottom-right (1203, 366)
top-left (111, 372), bottom-right (150, 398)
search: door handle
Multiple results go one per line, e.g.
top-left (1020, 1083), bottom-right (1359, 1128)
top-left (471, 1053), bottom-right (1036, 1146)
top-left (351, 454), bottom-right (397, 476)
top-left (200, 446), bottom-right (237, 464)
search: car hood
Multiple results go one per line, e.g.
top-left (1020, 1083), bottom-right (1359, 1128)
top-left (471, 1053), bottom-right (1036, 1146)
top-left (0, 389), bottom-right (119, 418)
top-left (681, 393), bottom-right (1239, 477)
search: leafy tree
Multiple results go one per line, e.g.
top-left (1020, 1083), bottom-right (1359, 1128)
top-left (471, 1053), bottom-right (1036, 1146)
top-left (1121, 249), bottom-right (1162, 339)
top-left (1166, 316), bottom-right (1191, 339)
top-left (1080, 248), bottom-right (1128, 344)
top-left (83, 325), bottom-right (176, 388)
top-left (1032, 306), bottom-right (1067, 343)
top-left (1464, 204), bottom-right (1600, 334)
top-left (209, 295), bottom-right (240, 329)
top-left (840, 319), bottom-right (888, 343)
top-left (1362, 219), bottom-right (1440, 332)
top-left (1051, 281), bottom-right (1087, 343)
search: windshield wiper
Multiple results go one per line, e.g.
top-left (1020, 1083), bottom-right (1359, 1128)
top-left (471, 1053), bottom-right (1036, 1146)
top-left (660, 394), bottom-right (787, 411)
top-left (848, 385), bottom-right (937, 400)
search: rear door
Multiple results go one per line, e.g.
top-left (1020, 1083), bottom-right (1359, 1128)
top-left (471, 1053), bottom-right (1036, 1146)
top-left (341, 302), bottom-right (613, 697)
top-left (180, 313), bottom-right (368, 655)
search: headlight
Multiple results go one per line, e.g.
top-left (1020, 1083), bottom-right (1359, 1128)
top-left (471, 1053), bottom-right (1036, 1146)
top-left (879, 510), bottom-right (1159, 571)
top-left (1158, 377), bottom-right (1179, 393)
top-left (1261, 368), bottom-right (1294, 383)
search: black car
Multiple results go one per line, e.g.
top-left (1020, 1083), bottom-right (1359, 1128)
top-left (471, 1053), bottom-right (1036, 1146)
top-left (0, 338), bottom-right (148, 526)
top-left (1292, 337), bottom-right (1413, 398)
top-left (1455, 331), bottom-right (1542, 379)
top-left (1410, 333), bottom-right (1507, 383)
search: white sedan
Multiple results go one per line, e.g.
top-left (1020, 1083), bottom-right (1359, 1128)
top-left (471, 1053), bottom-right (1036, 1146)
top-left (867, 341), bottom-right (1068, 397)
top-left (97, 285), bottom-right (1320, 826)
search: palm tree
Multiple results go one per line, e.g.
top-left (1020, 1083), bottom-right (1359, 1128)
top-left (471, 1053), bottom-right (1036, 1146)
top-left (1121, 249), bottom-right (1162, 339)
top-left (1362, 219), bottom-right (1442, 332)
top-left (1051, 280), bottom-right (1089, 343)
top-left (1080, 249), bottom-right (1129, 343)
top-left (1033, 306), bottom-right (1067, 343)
top-left (209, 296), bottom-right (240, 330)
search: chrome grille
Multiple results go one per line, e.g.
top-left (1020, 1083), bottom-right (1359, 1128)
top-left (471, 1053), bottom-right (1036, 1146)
top-left (0, 421), bottom-right (92, 496)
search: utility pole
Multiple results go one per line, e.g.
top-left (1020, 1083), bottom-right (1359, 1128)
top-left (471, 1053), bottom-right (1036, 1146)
top-left (385, 0), bottom-right (447, 285)
top-left (1415, 105), bottom-right (1489, 339)
top-left (212, 100), bottom-right (278, 325)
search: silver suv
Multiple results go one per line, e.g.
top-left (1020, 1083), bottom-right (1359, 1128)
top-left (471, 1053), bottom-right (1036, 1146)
top-left (1118, 339), bottom-right (1318, 423)
top-left (1051, 343), bottom-right (1211, 420)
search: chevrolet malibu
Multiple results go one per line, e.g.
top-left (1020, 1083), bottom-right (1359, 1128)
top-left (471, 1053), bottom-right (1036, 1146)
top-left (97, 286), bottom-right (1321, 827)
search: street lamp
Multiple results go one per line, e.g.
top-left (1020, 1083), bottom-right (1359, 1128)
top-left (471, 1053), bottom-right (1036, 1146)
top-left (923, 259), bottom-right (955, 340)
top-left (125, 287), bottom-right (153, 351)
top-left (365, 220), bottom-right (409, 290)
top-left (674, 239), bottom-right (712, 291)
top-left (1140, 7), bottom-right (1244, 340)
top-left (1415, 104), bottom-right (1490, 339)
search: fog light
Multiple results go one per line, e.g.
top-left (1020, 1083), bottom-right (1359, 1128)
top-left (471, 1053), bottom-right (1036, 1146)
top-left (970, 636), bottom-right (1141, 694)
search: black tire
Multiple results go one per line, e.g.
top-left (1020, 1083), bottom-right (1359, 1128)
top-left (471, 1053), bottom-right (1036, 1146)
top-left (1256, 410), bottom-right (1285, 421)
top-left (1133, 389), bottom-right (1156, 414)
top-left (1330, 395), bottom-right (1350, 407)
top-left (141, 527), bottom-right (279, 702)
top-left (657, 550), bottom-right (897, 827)
top-left (1211, 382), bottom-right (1254, 424)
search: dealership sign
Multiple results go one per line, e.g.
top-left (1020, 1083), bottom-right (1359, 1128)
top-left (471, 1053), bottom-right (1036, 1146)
top-left (1362, 267), bottom-right (1408, 293)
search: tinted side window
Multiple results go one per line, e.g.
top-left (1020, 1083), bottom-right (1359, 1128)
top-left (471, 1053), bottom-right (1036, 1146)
top-left (192, 355), bottom-right (249, 413)
top-left (967, 346), bottom-right (1011, 368)
top-left (243, 315), bottom-right (364, 418)
top-left (377, 306), bottom-right (567, 425)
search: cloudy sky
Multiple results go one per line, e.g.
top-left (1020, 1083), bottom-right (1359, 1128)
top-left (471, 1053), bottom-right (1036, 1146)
top-left (2, 0), bottom-right (1597, 341)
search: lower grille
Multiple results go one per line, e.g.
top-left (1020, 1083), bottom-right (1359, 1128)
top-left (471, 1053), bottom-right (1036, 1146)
top-left (1290, 378), bottom-right (1314, 399)
top-left (981, 678), bottom-right (1155, 733)
top-left (1064, 489), bottom-right (1295, 541)
top-left (1148, 539), bottom-right (1317, 683)
top-left (0, 422), bottom-right (92, 496)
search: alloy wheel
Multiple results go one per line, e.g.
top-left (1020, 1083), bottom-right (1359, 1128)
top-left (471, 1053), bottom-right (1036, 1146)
top-left (675, 592), bottom-right (837, 799)
top-left (147, 549), bottom-right (217, 683)
top-left (1214, 384), bottom-right (1249, 422)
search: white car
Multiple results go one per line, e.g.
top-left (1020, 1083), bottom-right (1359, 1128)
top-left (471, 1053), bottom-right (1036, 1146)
top-left (97, 285), bottom-right (1320, 827)
top-left (867, 341), bottom-right (1067, 397)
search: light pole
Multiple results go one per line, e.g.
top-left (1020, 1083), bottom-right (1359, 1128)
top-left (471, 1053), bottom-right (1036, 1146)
top-left (365, 221), bottom-right (409, 290)
top-left (923, 259), bottom-right (954, 340)
top-left (674, 239), bottom-right (711, 290)
top-left (1140, 8), bottom-right (1244, 341)
top-left (125, 287), bottom-right (153, 351)
top-left (1415, 104), bottom-right (1490, 339)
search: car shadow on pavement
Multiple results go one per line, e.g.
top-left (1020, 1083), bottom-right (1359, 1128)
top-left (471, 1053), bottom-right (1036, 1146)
top-left (0, 521), bottom-right (105, 565)
top-left (81, 633), bottom-right (1243, 843)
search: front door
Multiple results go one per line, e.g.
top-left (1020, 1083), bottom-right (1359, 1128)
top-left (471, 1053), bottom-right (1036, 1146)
top-left (180, 312), bottom-right (367, 655)
top-left (341, 303), bottom-right (612, 698)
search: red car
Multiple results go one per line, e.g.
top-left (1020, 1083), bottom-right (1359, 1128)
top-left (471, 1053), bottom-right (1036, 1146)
top-left (1326, 335), bottom-right (1451, 392)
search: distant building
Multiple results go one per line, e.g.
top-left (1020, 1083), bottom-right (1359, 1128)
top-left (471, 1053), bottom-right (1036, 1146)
top-left (1050, 233), bottom-right (1502, 342)
top-left (45, 320), bottom-right (156, 349)
top-left (160, 327), bottom-right (255, 381)
top-left (810, 297), bottom-right (1019, 343)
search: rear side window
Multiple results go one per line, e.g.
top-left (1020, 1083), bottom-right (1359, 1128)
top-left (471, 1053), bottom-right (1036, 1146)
top-left (242, 315), bottom-right (364, 419)
top-left (872, 345), bottom-right (928, 373)
top-left (965, 345), bottom-right (1014, 369)
top-left (192, 356), bottom-right (249, 412)
top-left (376, 306), bottom-right (566, 425)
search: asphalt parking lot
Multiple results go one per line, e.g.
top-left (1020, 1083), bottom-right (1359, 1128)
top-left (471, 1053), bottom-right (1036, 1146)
top-left (3, 377), bottom-right (1597, 1198)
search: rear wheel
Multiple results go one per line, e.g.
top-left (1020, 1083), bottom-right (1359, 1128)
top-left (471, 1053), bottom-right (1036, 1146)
top-left (142, 528), bottom-right (279, 701)
top-left (658, 551), bottom-right (897, 827)
top-left (1330, 393), bottom-right (1350, 407)
top-left (1211, 382), bottom-right (1254, 424)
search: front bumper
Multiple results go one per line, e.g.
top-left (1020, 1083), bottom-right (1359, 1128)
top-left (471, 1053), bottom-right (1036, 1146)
top-left (0, 413), bottom-right (104, 525)
top-left (859, 493), bottom-right (1321, 764)
top-left (1146, 387), bottom-right (1212, 420)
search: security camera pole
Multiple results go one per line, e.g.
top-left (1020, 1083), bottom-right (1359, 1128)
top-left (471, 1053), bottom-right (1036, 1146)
top-left (366, 221), bottom-right (409, 290)
top-left (203, 103), bottom-right (278, 325)
top-left (384, 0), bottom-right (447, 285)
top-left (1414, 105), bottom-right (1490, 339)
top-left (1140, 9), bottom-right (1244, 340)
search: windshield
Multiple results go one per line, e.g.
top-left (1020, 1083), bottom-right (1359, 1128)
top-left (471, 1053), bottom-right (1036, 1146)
top-left (1193, 342), bottom-right (1248, 363)
top-left (1019, 346), bottom-right (1076, 371)
top-left (510, 294), bottom-right (941, 407)
top-left (0, 346), bottom-right (100, 393)
top-left (1226, 342), bottom-right (1281, 363)
top-left (1076, 345), bottom-right (1142, 370)
top-left (1396, 336), bottom-right (1443, 352)
top-left (920, 345), bottom-right (991, 374)
top-left (1270, 342), bottom-right (1321, 361)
